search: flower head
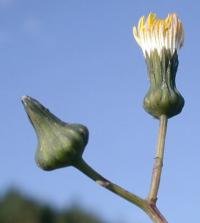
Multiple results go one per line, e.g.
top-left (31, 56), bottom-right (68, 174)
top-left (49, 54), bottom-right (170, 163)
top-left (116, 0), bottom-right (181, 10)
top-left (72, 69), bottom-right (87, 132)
top-left (22, 96), bottom-right (89, 170)
top-left (133, 13), bottom-right (184, 57)
top-left (132, 13), bottom-right (185, 118)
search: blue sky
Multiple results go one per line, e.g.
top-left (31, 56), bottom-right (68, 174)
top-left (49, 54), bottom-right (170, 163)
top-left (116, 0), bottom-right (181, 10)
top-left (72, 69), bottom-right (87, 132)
top-left (0, 0), bottom-right (199, 222)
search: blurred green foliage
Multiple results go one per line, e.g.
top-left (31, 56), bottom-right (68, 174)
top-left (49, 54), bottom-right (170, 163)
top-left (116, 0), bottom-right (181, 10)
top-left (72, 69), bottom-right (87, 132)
top-left (0, 189), bottom-right (105, 223)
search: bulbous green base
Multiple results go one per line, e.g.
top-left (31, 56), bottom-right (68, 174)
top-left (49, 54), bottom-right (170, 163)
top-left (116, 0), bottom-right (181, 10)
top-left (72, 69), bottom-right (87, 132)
top-left (143, 49), bottom-right (184, 119)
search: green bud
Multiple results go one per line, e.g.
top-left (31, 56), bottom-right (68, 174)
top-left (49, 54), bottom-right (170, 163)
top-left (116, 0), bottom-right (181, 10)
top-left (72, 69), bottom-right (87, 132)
top-left (143, 49), bottom-right (184, 118)
top-left (22, 96), bottom-right (89, 171)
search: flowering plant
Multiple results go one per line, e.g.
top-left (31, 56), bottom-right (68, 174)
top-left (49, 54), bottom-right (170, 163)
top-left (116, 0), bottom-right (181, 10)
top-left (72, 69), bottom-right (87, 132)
top-left (22, 13), bottom-right (184, 223)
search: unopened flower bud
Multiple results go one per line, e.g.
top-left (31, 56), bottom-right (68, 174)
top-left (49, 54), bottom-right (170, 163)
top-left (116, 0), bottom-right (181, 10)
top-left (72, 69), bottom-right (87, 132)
top-left (133, 13), bottom-right (185, 118)
top-left (22, 96), bottom-right (89, 171)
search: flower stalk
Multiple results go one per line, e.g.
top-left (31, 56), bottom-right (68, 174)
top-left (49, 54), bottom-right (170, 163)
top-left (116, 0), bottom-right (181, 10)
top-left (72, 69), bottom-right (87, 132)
top-left (148, 115), bottom-right (168, 203)
top-left (74, 159), bottom-right (146, 209)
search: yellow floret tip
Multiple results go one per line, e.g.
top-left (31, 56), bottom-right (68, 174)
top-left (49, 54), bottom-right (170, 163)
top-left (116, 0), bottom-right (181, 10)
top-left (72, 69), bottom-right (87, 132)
top-left (133, 13), bottom-right (184, 57)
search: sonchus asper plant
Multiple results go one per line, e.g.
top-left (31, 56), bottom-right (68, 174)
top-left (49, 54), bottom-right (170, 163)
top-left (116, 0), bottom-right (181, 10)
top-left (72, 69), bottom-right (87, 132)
top-left (22, 13), bottom-right (184, 223)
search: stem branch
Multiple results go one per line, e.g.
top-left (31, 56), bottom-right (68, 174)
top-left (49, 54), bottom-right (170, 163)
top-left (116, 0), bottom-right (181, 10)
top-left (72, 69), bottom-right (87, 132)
top-left (74, 159), bottom-right (146, 210)
top-left (73, 115), bottom-right (168, 223)
top-left (74, 158), bottom-right (168, 223)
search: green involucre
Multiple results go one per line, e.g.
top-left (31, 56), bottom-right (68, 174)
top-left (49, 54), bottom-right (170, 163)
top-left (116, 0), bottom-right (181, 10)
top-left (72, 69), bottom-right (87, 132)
top-left (22, 96), bottom-right (89, 170)
top-left (144, 49), bottom-right (184, 118)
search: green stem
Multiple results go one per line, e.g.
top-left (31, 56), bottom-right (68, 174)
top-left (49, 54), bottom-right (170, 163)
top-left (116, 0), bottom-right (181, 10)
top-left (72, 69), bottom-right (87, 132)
top-left (74, 159), bottom-right (146, 209)
top-left (148, 115), bottom-right (168, 203)
top-left (74, 158), bottom-right (168, 223)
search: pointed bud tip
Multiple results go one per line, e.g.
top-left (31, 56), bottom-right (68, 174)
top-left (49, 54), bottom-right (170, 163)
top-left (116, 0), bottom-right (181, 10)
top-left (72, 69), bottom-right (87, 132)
top-left (21, 96), bottom-right (48, 117)
top-left (21, 95), bottom-right (36, 109)
top-left (21, 95), bottom-right (28, 105)
top-left (21, 95), bottom-right (38, 105)
top-left (21, 95), bottom-right (29, 100)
